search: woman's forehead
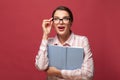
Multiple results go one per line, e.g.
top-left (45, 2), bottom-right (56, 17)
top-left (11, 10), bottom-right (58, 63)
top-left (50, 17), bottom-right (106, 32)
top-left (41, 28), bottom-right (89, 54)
top-left (54, 10), bottom-right (69, 17)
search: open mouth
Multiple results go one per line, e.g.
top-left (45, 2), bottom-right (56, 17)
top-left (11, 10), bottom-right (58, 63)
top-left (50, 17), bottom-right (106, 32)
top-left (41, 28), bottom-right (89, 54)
top-left (58, 26), bottom-right (65, 31)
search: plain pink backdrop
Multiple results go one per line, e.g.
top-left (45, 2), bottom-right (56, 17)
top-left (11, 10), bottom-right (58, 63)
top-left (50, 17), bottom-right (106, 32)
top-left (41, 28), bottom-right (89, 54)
top-left (0, 0), bottom-right (120, 80)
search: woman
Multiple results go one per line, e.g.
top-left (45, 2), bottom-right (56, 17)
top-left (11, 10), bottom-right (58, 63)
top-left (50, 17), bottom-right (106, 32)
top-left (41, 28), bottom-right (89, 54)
top-left (35, 6), bottom-right (94, 80)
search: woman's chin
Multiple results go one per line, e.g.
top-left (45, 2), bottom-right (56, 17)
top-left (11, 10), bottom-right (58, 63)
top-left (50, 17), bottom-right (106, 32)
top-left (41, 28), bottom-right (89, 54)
top-left (57, 31), bottom-right (66, 36)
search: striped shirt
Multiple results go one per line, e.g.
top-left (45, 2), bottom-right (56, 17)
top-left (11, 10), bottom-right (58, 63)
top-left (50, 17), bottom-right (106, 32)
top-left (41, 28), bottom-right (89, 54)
top-left (35, 33), bottom-right (94, 80)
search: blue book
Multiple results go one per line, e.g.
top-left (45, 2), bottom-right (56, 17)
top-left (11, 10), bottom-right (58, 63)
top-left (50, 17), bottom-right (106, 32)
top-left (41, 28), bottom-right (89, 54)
top-left (47, 44), bottom-right (84, 70)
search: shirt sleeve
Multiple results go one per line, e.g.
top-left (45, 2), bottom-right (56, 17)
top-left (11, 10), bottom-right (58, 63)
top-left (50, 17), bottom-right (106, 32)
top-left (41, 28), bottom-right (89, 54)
top-left (61, 36), bottom-right (94, 80)
top-left (35, 39), bottom-right (49, 70)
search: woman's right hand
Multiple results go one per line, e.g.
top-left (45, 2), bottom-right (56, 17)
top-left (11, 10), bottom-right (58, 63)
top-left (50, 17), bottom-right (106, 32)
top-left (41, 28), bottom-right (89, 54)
top-left (42, 18), bottom-right (53, 39)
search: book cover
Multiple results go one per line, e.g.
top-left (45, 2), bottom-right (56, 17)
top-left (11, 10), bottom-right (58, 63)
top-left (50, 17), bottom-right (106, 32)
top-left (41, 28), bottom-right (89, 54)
top-left (47, 44), bottom-right (84, 70)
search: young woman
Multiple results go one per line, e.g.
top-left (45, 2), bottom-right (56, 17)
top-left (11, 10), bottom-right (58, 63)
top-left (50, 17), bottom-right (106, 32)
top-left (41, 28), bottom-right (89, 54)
top-left (35, 6), bottom-right (94, 80)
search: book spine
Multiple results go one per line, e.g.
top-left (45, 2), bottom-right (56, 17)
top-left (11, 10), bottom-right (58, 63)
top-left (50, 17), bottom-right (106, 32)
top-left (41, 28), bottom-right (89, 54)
top-left (65, 47), bottom-right (67, 69)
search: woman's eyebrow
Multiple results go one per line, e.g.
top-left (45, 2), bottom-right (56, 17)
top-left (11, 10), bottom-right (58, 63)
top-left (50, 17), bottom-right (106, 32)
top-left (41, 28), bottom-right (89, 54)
top-left (53, 16), bottom-right (70, 18)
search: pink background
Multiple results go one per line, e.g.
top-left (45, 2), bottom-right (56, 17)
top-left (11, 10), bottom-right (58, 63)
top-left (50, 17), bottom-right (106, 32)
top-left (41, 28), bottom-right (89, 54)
top-left (0, 0), bottom-right (120, 80)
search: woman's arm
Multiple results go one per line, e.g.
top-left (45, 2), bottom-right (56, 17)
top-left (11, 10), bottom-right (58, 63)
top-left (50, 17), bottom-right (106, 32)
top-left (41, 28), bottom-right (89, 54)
top-left (35, 18), bottom-right (53, 70)
top-left (35, 39), bottom-right (49, 70)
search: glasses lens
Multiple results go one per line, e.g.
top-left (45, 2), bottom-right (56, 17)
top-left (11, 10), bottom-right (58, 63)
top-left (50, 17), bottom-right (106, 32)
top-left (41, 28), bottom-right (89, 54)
top-left (53, 18), bottom-right (59, 23)
top-left (53, 17), bottom-right (70, 24)
top-left (63, 17), bottom-right (70, 23)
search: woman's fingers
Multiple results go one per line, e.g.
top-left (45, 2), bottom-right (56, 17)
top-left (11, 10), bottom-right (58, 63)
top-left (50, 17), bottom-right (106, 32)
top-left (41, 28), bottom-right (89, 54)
top-left (42, 18), bottom-right (53, 35)
top-left (42, 18), bottom-right (53, 27)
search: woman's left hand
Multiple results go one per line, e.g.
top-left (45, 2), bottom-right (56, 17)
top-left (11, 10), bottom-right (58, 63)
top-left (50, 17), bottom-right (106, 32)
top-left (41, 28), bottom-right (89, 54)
top-left (46, 67), bottom-right (63, 78)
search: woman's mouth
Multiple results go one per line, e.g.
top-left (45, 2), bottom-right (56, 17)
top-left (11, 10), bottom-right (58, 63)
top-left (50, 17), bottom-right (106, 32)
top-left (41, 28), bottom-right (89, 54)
top-left (58, 26), bottom-right (65, 31)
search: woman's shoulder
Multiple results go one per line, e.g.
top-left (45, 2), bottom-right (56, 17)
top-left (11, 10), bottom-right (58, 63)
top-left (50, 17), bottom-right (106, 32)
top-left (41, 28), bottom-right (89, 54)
top-left (73, 33), bottom-right (89, 46)
top-left (74, 33), bottom-right (88, 40)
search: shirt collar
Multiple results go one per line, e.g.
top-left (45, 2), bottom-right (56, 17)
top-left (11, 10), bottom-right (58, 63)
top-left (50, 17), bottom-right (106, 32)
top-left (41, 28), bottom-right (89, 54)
top-left (53, 32), bottom-right (75, 46)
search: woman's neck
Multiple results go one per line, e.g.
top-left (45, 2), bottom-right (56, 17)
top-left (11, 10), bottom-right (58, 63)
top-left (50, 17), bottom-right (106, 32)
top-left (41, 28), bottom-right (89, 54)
top-left (58, 31), bottom-right (71, 44)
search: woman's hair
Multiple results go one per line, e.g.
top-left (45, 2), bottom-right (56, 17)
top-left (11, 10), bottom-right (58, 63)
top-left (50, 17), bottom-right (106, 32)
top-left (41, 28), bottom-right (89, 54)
top-left (52, 6), bottom-right (73, 22)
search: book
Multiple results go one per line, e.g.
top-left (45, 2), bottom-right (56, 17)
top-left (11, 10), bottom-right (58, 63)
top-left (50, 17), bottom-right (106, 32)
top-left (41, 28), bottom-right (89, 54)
top-left (47, 44), bottom-right (84, 70)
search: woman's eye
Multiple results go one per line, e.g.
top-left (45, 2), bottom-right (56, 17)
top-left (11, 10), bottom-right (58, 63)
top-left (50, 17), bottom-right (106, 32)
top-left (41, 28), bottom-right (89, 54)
top-left (54, 18), bottom-right (58, 20)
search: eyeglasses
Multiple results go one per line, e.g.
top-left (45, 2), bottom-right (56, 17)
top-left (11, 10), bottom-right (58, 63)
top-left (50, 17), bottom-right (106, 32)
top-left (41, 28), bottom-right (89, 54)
top-left (53, 17), bottom-right (71, 24)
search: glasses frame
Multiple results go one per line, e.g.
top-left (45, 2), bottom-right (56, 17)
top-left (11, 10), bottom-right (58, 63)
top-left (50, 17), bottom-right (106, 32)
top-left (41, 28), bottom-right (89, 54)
top-left (52, 17), bottom-right (71, 24)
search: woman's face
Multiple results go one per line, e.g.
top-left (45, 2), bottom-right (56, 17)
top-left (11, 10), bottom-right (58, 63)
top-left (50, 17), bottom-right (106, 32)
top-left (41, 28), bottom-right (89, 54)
top-left (53, 10), bottom-right (72, 36)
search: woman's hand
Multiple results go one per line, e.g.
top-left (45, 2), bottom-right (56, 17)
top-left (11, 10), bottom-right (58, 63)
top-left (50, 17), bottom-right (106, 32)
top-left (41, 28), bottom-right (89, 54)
top-left (42, 18), bottom-right (53, 40)
top-left (46, 67), bottom-right (63, 78)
